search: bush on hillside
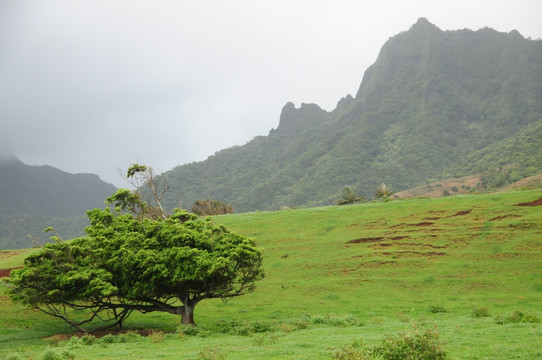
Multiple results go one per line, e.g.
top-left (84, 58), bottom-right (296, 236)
top-left (191, 199), bottom-right (234, 216)
top-left (495, 310), bottom-right (541, 324)
top-left (371, 325), bottom-right (447, 360)
top-left (471, 305), bottom-right (490, 318)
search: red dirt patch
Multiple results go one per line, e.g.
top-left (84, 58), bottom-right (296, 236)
top-left (424, 217), bottom-right (441, 220)
top-left (408, 222), bottom-right (433, 227)
top-left (397, 243), bottom-right (447, 249)
top-left (361, 261), bottom-right (395, 268)
top-left (453, 209), bottom-right (472, 216)
top-left (0, 267), bottom-right (20, 278)
top-left (490, 214), bottom-right (522, 221)
top-left (347, 237), bottom-right (384, 244)
top-left (374, 243), bottom-right (393, 247)
top-left (347, 235), bottom-right (408, 244)
top-left (379, 251), bottom-right (446, 258)
top-left (517, 197), bottom-right (542, 206)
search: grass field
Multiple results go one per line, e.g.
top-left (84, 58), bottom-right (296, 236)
top-left (1, 189), bottom-right (541, 359)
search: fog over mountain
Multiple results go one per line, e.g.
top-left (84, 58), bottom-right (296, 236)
top-left (1, 1), bottom-right (541, 186)
top-left (0, 156), bottom-right (117, 249)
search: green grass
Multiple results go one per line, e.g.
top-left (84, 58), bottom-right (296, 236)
top-left (0, 248), bottom-right (39, 270)
top-left (1, 189), bottom-right (541, 359)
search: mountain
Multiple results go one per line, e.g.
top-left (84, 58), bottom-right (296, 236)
top-left (159, 18), bottom-right (542, 213)
top-left (0, 156), bottom-right (117, 249)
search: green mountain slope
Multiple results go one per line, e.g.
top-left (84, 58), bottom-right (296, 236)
top-left (445, 119), bottom-right (542, 186)
top-left (160, 18), bottom-right (542, 212)
top-left (0, 156), bottom-right (117, 249)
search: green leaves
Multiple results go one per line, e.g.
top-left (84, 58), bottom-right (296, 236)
top-left (7, 202), bottom-right (264, 330)
top-left (126, 163), bottom-right (148, 178)
top-left (374, 183), bottom-right (395, 201)
top-left (336, 186), bottom-right (366, 205)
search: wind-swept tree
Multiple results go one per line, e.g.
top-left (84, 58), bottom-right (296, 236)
top-left (336, 185), bottom-right (365, 205)
top-left (5, 236), bottom-right (131, 332)
top-left (5, 164), bottom-right (264, 331)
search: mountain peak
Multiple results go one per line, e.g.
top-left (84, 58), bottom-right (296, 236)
top-left (411, 17), bottom-right (440, 31)
top-left (277, 102), bottom-right (327, 134)
top-left (0, 153), bottom-right (21, 166)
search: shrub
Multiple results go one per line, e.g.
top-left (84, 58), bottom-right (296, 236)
top-left (45, 335), bottom-right (63, 347)
top-left (197, 347), bottom-right (225, 360)
top-left (311, 315), bottom-right (365, 327)
top-left (372, 325), bottom-right (447, 360)
top-left (429, 305), bottom-right (447, 313)
top-left (177, 324), bottom-right (211, 337)
top-left (251, 320), bottom-right (272, 333)
top-left (212, 319), bottom-right (239, 333)
top-left (277, 323), bottom-right (296, 332)
top-left (178, 324), bottom-right (201, 336)
top-left (40, 348), bottom-right (75, 360)
top-left (80, 335), bottom-right (96, 345)
top-left (332, 346), bottom-right (368, 360)
top-left (312, 315), bottom-right (326, 325)
top-left (471, 306), bottom-right (490, 318)
top-left (150, 331), bottom-right (165, 343)
top-left (370, 316), bottom-right (385, 325)
top-left (63, 336), bottom-right (83, 349)
top-left (191, 199), bottom-right (234, 216)
top-left (99, 334), bottom-right (116, 344)
top-left (289, 318), bottom-right (309, 330)
top-left (253, 333), bottom-right (278, 346)
top-left (496, 310), bottom-right (541, 324)
top-left (6, 354), bottom-right (24, 360)
top-left (118, 331), bottom-right (144, 343)
top-left (332, 337), bottom-right (368, 360)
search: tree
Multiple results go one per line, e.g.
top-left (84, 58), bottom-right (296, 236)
top-left (191, 199), bottom-right (234, 216)
top-left (4, 232), bottom-right (135, 332)
top-left (84, 205), bottom-right (263, 326)
top-left (374, 183), bottom-right (395, 202)
top-left (6, 166), bottom-right (264, 331)
top-left (123, 163), bottom-right (169, 220)
top-left (336, 185), bottom-right (365, 205)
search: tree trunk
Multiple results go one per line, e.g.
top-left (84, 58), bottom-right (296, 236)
top-left (180, 303), bottom-right (196, 326)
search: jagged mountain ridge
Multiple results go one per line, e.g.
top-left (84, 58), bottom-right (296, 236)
top-left (159, 18), bottom-right (542, 212)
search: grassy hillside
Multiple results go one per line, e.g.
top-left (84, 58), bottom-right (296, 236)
top-left (1, 189), bottom-right (541, 359)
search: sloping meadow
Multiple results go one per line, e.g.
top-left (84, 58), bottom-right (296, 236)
top-left (1, 189), bottom-right (541, 359)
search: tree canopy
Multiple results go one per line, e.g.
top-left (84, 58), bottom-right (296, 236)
top-left (336, 185), bottom-right (365, 205)
top-left (6, 190), bottom-right (264, 331)
top-left (374, 183), bottom-right (395, 201)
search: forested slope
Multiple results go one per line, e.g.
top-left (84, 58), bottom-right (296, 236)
top-left (0, 156), bottom-right (116, 249)
top-left (158, 18), bottom-right (542, 212)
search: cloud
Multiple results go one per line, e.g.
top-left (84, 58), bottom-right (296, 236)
top-left (1, 0), bottom-right (541, 187)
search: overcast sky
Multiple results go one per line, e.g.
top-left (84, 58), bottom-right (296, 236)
top-left (1, 1), bottom-right (541, 187)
